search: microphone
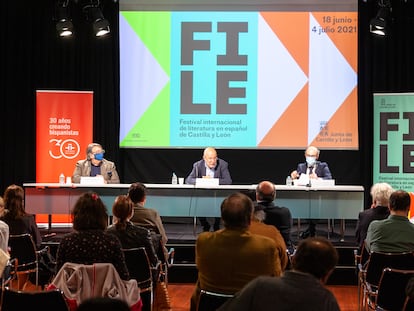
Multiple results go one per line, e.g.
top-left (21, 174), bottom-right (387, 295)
top-left (195, 162), bottom-right (199, 185)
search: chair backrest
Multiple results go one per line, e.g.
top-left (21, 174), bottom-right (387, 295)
top-left (197, 290), bottom-right (234, 311)
top-left (376, 268), bottom-right (414, 311)
top-left (365, 251), bottom-right (414, 287)
top-left (122, 248), bottom-right (153, 311)
top-left (8, 234), bottom-right (38, 272)
top-left (1, 288), bottom-right (69, 311)
top-left (403, 295), bottom-right (414, 311)
top-left (122, 247), bottom-right (152, 290)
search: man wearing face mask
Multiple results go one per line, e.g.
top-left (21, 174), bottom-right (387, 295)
top-left (290, 146), bottom-right (332, 238)
top-left (72, 142), bottom-right (120, 184)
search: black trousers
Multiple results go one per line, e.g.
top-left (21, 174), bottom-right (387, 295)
top-left (199, 217), bottom-right (221, 231)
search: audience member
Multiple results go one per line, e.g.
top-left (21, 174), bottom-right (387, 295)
top-left (185, 147), bottom-right (232, 232)
top-left (77, 297), bottom-right (130, 311)
top-left (72, 142), bottom-right (120, 184)
top-left (218, 237), bottom-right (340, 311)
top-left (0, 197), bottom-right (9, 253)
top-left (128, 182), bottom-right (168, 259)
top-left (107, 195), bottom-right (158, 266)
top-left (355, 182), bottom-right (393, 250)
top-left (290, 146), bottom-right (332, 238)
top-left (190, 193), bottom-right (278, 311)
top-left (365, 190), bottom-right (414, 253)
top-left (2, 184), bottom-right (41, 248)
top-left (56, 192), bottom-right (129, 280)
top-left (249, 204), bottom-right (288, 272)
top-left (255, 181), bottom-right (293, 252)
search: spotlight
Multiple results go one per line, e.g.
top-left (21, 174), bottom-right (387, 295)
top-left (370, 0), bottom-right (391, 36)
top-left (55, 0), bottom-right (74, 37)
top-left (83, 1), bottom-right (110, 37)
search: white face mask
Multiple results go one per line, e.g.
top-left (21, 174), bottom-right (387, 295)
top-left (306, 156), bottom-right (316, 167)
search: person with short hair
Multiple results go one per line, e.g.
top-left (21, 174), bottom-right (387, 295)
top-left (365, 190), bottom-right (414, 253)
top-left (56, 192), bottom-right (129, 280)
top-left (191, 193), bottom-right (278, 310)
top-left (255, 180), bottom-right (293, 253)
top-left (185, 147), bottom-right (232, 232)
top-left (72, 142), bottom-right (120, 184)
top-left (128, 182), bottom-right (168, 262)
top-left (355, 182), bottom-right (394, 250)
top-left (128, 182), bottom-right (168, 245)
top-left (290, 146), bottom-right (332, 238)
top-left (218, 237), bottom-right (340, 311)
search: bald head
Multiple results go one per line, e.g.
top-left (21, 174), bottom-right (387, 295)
top-left (256, 181), bottom-right (276, 202)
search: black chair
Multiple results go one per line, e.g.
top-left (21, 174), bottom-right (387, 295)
top-left (360, 251), bottom-right (414, 310)
top-left (122, 247), bottom-right (154, 311)
top-left (373, 268), bottom-right (414, 311)
top-left (197, 289), bottom-right (234, 311)
top-left (0, 288), bottom-right (69, 311)
top-left (8, 233), bottom-right (50, 289)
top-left (354, 243), bottom-right (369, 310)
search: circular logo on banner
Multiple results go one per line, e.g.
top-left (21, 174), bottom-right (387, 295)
top-left (49, 139), bottom-right (80, 159)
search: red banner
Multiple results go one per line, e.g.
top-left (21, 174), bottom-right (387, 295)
top-left (36, 90), bottom-right (93, 223)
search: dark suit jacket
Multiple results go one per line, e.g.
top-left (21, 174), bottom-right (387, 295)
top-left (355, 205), bottom-right (389, 249)
top-left (185, 158), bottom-right (232, 185)
top-left (296, 161), bottom-right (332, 180)
top-left (257, 201), bottom-right (293, 251)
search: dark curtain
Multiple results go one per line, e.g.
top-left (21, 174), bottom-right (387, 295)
top-left (0, 0), bottom-right (119, 190)
top-left (1, 1), bottom-right (413, 207)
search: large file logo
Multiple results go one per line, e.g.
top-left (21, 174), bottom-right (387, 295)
top-left (120, 11), bottom-right (357, 149)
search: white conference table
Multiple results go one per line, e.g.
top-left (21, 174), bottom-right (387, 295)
top-left (23, 183), bottom-right (364, 231)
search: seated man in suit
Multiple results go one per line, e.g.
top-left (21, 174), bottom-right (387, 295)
top-left (185, 147), bottom-right (232, 231)
top-left (290, 145), bottom-right (332, 238)
top-left (355, 182), bottom-right (393, 251)
top-left (72, 142), bottom-right (120, 184)
top-left (190, 193), bottom-right (279, 311)
top-left (255, 181), bottom-right (294, 253)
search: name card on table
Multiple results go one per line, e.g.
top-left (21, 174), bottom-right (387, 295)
top-left (195, 178), bottom-right (219, 187)
top-left (80, 176), bottom-right (105, 185)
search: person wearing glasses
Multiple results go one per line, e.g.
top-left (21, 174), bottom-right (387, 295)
top-left (290, 146), bottom-right (332, 238)
top-left (185, 147), bottom-right (232, 232)
top-left (72, 142), bottom-right (120, 184)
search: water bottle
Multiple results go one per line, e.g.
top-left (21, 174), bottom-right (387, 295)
top-left (171, 172), bottom-right (178, 185)
top-left (59, 173), bottom-right (65, 184)
top-left (286, 175), bottom-right (292, 186)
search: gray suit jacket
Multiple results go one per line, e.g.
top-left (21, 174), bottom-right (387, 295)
top-left (72, 158), bottom-right (120, 184)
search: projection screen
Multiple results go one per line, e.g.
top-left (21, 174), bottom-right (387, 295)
top-left (119, 0), bottom-right (358, 150)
